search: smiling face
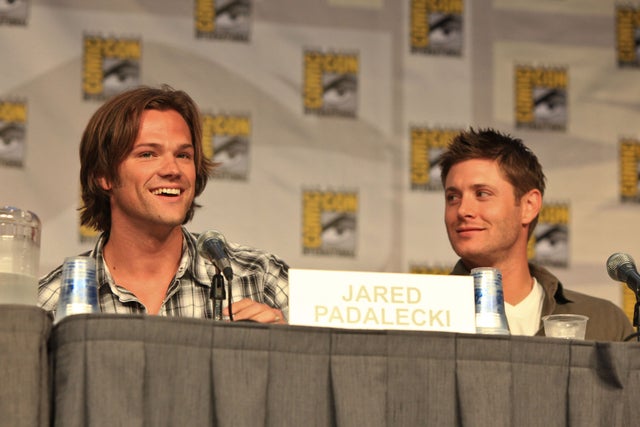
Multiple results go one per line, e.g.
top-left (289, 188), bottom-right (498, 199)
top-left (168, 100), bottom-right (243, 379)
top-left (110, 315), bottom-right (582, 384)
top-left (99, 109), bottom-right (196, 235)
top-left (444, 158), bottom-right (539, 269)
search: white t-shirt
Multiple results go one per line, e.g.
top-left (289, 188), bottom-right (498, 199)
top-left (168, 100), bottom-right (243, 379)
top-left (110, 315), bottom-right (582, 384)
top-left (505, 278), bottom-right (544, 336)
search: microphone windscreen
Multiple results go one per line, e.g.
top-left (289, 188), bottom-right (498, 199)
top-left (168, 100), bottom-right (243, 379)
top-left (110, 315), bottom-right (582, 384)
top-left (196, 230), bottom-right (233, 282)
top-left (606, 252), bottom-right (635, 282)
top-left (196, 230), bottom-right (227, 258)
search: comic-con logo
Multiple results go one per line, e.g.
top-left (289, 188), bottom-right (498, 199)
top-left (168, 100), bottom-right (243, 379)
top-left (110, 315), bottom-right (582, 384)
top-left (82, 34), bottom-right (141, 101)
top-left (79, 223), bottom-right (100, 244)
top-left (202, 113), bottom-right (251, 180)
top-left (195, 0), bottom-right (251, 41)
top-left (410, 0), bottom-right (463, 56)
top-left (528, 202), bottom-right (569, 268)
top-left (410, 127), bottom-right (460, 191)
top-left (619, 138), bottom-right (640, 202)
top-left (0, 0), bottom-right (28, 25)
top-left (0, 100), bottom-right (27, 167)
top-left (302, 189), bottom-right (358, 257)
top-left (515, 65), bottom-right (568, 131)
top-left (410, 264), bottom-right (453, 275)
top-left (616, 5), bottom-right (640, 67)
top-left (622, 284), bottom-right (636, 325)
top-left (303, 49), bottom-right (359, 118)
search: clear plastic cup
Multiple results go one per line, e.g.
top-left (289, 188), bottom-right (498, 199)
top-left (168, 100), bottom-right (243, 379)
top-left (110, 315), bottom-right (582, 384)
top-left (542, 314), bottom-right (588, 340)
top-left (55, 256), bottom-right (100, 323)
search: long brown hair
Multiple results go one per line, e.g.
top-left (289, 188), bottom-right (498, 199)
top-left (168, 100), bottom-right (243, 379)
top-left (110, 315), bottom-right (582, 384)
top-left (79, 85), bottom-right (214, 232)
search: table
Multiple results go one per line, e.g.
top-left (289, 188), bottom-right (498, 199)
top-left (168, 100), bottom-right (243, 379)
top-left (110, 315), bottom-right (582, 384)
top-left (49, 313), bottom-right (640, 427)
top-left (0, 305), bottom-right (51, 427)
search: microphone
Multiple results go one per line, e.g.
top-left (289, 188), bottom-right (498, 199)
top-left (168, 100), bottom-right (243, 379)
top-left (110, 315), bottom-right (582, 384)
top-left (197, 230), bottom-right (233, 282)
top-left (606, 252), bottom-right (640, 293)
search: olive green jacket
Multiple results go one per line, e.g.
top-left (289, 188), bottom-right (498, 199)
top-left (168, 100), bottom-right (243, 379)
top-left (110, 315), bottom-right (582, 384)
top-left (451, 261), bottom-right (634, 342)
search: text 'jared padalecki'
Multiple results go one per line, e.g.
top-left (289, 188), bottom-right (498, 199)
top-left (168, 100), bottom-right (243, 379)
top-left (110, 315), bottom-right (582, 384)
top-left (313, 284), bottom-right (451, 327)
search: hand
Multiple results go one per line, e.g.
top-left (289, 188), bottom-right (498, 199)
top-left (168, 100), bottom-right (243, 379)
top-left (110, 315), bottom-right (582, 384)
top-left (222, 298), bottom-right (286, 324)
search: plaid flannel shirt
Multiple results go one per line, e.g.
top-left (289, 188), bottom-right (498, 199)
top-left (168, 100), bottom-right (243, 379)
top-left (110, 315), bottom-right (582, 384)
top-left (38, 227), bottom-right (289, 320)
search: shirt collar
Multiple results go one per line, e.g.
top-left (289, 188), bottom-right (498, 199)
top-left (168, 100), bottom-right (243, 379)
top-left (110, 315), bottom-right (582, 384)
top-left (183, 227), bottom-right (215, 288)
top-left (90, 227), bottom-right (214, 290)
top-left (450, 259), bottom-right (572, 307)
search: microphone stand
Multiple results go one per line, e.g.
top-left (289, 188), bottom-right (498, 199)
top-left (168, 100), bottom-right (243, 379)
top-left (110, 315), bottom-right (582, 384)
top-left (624, 287), bottom-right (640, 342)
top-left (634, 288), bottom-right (640, 341)
top-left (211, 267), bottom-right (226, 321)
top-left (226, 273), bottom-right (234, 322)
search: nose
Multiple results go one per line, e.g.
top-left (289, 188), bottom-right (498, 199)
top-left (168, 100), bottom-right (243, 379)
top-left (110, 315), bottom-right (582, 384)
top-left (159, 154), bottom-right (181, 177)
top-left (457, 195), bottom-right (476, 218)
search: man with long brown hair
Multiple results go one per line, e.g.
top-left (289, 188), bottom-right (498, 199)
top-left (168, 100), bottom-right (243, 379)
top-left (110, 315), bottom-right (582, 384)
top-left (39, 85), bottom-right (288, 322)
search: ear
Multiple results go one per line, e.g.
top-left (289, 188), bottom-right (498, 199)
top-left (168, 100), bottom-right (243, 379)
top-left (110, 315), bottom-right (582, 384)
top-left (521, 189), bottom-right (542, 226)
top-left (98, 176), bottom-right (112, 191)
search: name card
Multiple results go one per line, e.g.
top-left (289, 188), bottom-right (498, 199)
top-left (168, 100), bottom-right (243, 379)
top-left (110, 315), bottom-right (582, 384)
top-left (289, 268), bottom-right (475, 333)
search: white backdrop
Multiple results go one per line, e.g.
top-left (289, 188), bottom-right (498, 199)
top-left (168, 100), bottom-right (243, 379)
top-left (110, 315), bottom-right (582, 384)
top-left (1, 0), bottom-right (638, 318)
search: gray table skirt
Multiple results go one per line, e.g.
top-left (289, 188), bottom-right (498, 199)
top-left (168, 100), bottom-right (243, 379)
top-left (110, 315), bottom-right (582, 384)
top-left (48, 314), bottom-right (640, 427)
top-left (0, 305), bottom-right (51, 427)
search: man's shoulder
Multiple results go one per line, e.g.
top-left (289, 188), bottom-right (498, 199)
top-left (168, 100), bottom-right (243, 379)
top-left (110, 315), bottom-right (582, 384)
top-left (532, 263), bottom-right (627, 316)
top-left (558, 287), bottom-right (633, 340)
top-left (186, 229), bottom-right (289, 272)
top-left (38, 248), bottom-right (97, 288)
top-left (226, 240), bottom-right (288, 269)
top-left (561, 287), bottom-right (622, 312)
top-left (38, 264), bottom-right (63, 287)
top-left (38, 264), bottom-right (64, 312)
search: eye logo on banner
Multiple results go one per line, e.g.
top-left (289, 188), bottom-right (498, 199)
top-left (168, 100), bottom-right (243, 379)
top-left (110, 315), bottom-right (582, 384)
top-left (0, 0), bottom-right (28, 25)
top-left (202, 113), bottom-right (251, 180)
top-left (303, 49), bottom-right (359, 118)
top-left (302, 189), bottom-right (358, 257)
top-left (194, 0), bottom-right (251, 41)
top-left (528, 202), bottom-right (570, 268)
top-left (410, 0), bottom-right (463, 56)
top-left (616, 5), bottom-right (640, 68)
top-left (82, 33), bottom-right (141, 101)
top-left (410, 126), bottom-right (460, 191)
top-left (0, 99), bottom-right (27, 167)
top-left (619, 138), bottom-right (640, 202)
top-left (515, 65), bottom-right (568, 131)
top-left (409, 264), bottom-right (453, 275)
